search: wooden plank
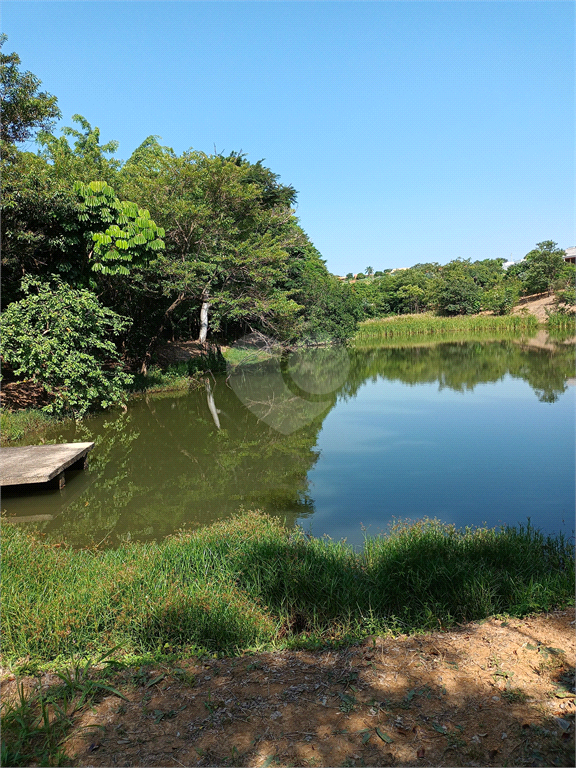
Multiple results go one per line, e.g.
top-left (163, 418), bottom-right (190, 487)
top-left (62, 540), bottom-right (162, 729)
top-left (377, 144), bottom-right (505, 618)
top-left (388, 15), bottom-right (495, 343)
top-left (0, 442), bottom-right (94, 486)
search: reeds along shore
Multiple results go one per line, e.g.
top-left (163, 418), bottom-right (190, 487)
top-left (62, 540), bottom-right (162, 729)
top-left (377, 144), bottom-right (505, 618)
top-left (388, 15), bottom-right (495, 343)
top-left (2, 513), bottom-right (573, 664)
top-left (353, 314), bottom-right (540, 344)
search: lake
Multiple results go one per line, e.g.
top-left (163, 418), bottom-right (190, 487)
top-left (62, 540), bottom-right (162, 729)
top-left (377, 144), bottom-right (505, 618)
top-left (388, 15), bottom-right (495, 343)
top-left (2, 333), bottom-right (574, 548)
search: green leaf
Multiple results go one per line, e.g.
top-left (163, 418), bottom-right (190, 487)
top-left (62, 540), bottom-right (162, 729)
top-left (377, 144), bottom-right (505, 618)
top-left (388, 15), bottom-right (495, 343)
top-left (88, 181), bottom-right (108, 193)
top-left (376, 728), bottom-right (393, 743)
top-left (145, 674), bottom-right (166, 688)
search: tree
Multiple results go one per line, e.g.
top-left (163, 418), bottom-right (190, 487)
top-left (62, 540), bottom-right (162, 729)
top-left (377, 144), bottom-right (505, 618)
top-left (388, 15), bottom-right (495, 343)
top-left (1, 276), bottom-right (133, 416)
top-left (430, 260), bottom-right (482, 315)
top-left (522, 241), bottom-right (568, 295)
top-left (365, 266), bottom-right (374, 277)
top-left (397, 284), bottom-right (425, 313)
top-left (1, 163), bottom-right (165, 305)
top-left (0, 35), bottom-right (61, 153)
top-left (37, 114), bottom-right (121, 185)
top-left (74, 180), bottom-right (165, 276)
top-left (119, 143), bottom-right (309, 365)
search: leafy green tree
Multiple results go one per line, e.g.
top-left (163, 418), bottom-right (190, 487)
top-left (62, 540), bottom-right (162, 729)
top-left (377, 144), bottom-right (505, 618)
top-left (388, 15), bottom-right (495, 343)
top-left (284, 239), bottom-right (361, 342)
top-left (365, 266), bottom-right (374, 277)
top-left (1, 276), bottom-right (133, 416)
top-left (38, 114), bottom-right (121, 184)
top-left (1, 164), bottom-right (165, 303)
top-left (431, 260), bottom-right (482, 315)
top-left (468, 258), bottom-right (506, 289)
top-left (483, 282), bottom-right (520, 315)
top-left (522, 241), bottom-right (569, 295)
top-left (397, 283), bottom-right (425, 313)
top-left (119, 143), bottom-right (314, 363)
top-left (1, 151), bottom-right (85, 303)
top-left (74, 180), bottom-right (165, 276)
top-left (0, 35), bottom-right (60, 155)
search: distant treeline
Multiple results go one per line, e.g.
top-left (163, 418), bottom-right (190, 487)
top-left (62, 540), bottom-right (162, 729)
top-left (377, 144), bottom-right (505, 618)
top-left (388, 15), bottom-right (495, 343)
top-left (345, 245), bottom-right (574, 319)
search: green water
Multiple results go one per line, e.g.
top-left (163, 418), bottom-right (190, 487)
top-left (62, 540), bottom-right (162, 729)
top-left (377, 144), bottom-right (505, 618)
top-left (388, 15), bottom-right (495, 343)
top-left (2, 333), bottom-right (574, 547)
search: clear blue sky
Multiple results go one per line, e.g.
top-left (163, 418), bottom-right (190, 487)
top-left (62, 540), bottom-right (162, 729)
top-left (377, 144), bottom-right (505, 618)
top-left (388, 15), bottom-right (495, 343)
top-left (3, 1), bottom-right (574, 275)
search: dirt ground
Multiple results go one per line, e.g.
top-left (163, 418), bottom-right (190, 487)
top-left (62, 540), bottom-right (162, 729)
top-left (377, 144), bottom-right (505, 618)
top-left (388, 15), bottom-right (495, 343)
top-left (4, 609), bottom-right (574, 767)
top-left (511, 294), bottom-right (564, 324)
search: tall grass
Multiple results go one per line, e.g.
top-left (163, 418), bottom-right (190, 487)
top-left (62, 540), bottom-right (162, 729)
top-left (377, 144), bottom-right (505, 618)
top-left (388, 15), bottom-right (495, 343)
top-left (2, 513), bottom-right (573, 664)
top-left (354, 314), bottom-right (539, 345)
top-left (0, 410), bottom-right (57, 445)
top-left (546, 310), bottom-right (576, 333)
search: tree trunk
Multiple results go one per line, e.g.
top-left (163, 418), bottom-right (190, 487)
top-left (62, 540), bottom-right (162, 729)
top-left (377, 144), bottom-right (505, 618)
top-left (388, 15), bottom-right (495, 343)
top-left (198, 295), bottom-right (210, 345)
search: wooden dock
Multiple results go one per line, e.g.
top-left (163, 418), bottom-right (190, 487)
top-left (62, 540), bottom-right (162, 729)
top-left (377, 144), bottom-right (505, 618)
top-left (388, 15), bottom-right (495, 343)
top-left (0, 442), bottom-right (94, 489)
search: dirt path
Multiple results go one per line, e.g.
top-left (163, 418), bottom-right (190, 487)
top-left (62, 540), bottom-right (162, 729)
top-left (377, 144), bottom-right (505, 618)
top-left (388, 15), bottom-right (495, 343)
top-left (4, 609), bottom-right (573, 767)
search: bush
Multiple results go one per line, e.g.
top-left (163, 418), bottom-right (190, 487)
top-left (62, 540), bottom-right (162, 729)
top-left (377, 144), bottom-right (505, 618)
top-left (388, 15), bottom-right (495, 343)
top-left (0, 276), bottom-right (133, 417)
top-left (483, 283), bottom-right (519, 315)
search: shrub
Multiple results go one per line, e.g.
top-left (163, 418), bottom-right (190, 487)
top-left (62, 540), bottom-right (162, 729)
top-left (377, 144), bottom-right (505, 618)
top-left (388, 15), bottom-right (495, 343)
top-left (0, 276), bottom-right (133, 417)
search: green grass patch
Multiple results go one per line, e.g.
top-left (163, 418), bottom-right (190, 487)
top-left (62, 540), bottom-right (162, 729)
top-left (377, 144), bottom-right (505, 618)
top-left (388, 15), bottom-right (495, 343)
top-left (546, 310), bottom-right (576, 333)
top-left (353, 314), bottom-right (539, 345)
top-left (0, 409), bottom-right (58, 445)
top-left (222, 345), bottom-right (281, 368)
top-left (2, 513), bottom-right (573, 666)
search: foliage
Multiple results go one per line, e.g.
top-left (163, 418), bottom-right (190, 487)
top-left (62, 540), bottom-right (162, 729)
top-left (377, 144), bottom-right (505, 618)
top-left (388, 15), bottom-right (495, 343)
top-left (0, 409), bottom-right (56, 445)
top-left (354, 314), bottom-right (539, 344)
top-left (37, 113), bottom-right (121, 185)
top-left (74, 180), bottom-right (165, 276)
top-left (522, 241), bottom-right (568, 296)
top-left (2, 512), bottom-right (573, 662)
top-left (1, 152), bottom-right (85, 303)
top-left (1, 148), bottom-right (165, 305)
top-left (284, 239), bottom-right (361, 342)
top-left (0, 35), bottom-right (60, 153)
top-left (0, 276), bottom-right (133, 417)
top-left (430, 260), bottom-right (483, 315)
top-left (482, 282), bottom-right (520, 315)
top-left (117, 141), bottom-right (347, 348)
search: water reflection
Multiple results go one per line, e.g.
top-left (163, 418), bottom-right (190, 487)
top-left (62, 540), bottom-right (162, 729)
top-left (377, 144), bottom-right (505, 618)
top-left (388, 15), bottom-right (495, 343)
top-left (2, 333), bottom-right (574, 547)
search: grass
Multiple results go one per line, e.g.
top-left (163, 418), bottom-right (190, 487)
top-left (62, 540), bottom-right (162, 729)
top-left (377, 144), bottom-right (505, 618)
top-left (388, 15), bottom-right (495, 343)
top-left (353, 313), bottom-right (539, 345)
top-left (1, 648), bottom-right (125, 767)
top-left (2, 512), bottom-right (573, 666)
top-left (222, 345), bottom-right (280, 368)
top-left (546, 310), bottom-right (576, 333)
top-left (0, 409), bottom-right (57, 445)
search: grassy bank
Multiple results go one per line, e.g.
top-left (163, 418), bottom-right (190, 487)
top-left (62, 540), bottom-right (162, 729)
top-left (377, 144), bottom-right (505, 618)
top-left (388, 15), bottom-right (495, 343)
top-left (3, 512), bottom-right (573, 666)
top-left (0, 409), bottom-right (58, 445)
top-left (353, 314), bottom-right (539, 345)
top-left (546, 310), bottom-right (576, 333)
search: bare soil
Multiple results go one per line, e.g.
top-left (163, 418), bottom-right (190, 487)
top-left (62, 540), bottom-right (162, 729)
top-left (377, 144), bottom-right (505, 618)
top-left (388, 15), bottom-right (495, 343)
top-left (3, 609), bottom-right (574, 767)
top-left (511, 294), bottom-right (563, 324)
